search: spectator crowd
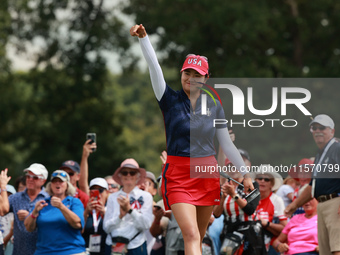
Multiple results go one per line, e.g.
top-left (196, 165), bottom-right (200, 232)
top-left (0, 114), bottom-right (338, 255)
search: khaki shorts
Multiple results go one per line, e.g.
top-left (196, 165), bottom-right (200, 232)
top-left (317, 196), bottom-right (340, 254)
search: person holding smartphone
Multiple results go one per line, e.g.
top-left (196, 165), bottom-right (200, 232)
top-left (130, 24), bottom-right (254, 255)
top-left (83, 178), bottom-right (109, 255)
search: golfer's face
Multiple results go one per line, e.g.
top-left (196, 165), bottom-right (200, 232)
top-left (181, 69), bottom-right (205, 94)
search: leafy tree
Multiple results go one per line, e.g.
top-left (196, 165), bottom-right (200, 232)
top-left (0, 0), bottom-right (11, 74)
top-left (1, 0), bottom-right (132, 180)
top-left (123, 0), bottom-right (340, 77)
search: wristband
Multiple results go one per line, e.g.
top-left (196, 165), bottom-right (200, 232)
top-left (30, 213), bottom-right (38, 219)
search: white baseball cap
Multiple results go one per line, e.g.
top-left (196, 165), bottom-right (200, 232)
top-left (89, 178), bottom-right (108, 190)
top-left (309, 114), bottom-right (335, 129)
top-left (6, 185), bottom-right (16, 195)
top-left (24, 163), bottom-right (48, 179)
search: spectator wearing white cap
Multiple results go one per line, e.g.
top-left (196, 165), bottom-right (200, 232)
top-left (24, 169), bottom-right (86, 255)
top-left (103, 158), bottom-right (153, 255)
top-left (286, 114), bottom-right (340, 255)
top-left (0, 164), bottom-right (49, 255)
top-left (83, 178), bottom-right (109, 255)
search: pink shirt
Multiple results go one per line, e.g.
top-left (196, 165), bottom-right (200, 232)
top-left (282, 214), bottom-right (318, 254)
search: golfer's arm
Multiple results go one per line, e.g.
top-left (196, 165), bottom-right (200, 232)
top-left (139, 36), bottom-right (166, 101)
top-left (216, 128), bottom-right (247, 175)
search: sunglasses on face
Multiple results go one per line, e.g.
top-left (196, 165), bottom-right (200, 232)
top-left (64, 171), bottom-right (75, 176)
top-left (109, 184), bottom-right (119, 189)
top-left (120, 170), bottom-right (137, 176)
top-left (52, 172), bottom-right (68, 178)
top-left (26, 174), bottom-right (43, 180)
top-left (310, 125), bottom-right (326, 132)
top-left (90, 188), bottom-right (105, 193)
top-left (256, 177), bottom-right (271, 182)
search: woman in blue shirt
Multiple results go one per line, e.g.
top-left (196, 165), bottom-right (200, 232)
top-left (24, 170), bottom-right (86, 255)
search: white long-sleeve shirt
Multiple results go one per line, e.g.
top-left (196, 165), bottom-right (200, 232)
top-left (103, 187), bottom-right (154, 249)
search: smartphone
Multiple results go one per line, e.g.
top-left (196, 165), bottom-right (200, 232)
top-left (90, 189), bottom-right (100, 201)
top-left (86, 133), bottom-right (96, 152)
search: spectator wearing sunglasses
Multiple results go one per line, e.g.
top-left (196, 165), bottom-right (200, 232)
top-left (251, 165), bottom-right (286, 254)
top-left (105, 176), bottom-right (120, 193)
top-left (60, 160), bottom-right (89, 208)
top-left (0, 164), bottom-right (49, 255)
top-left (24, 170), bottom-right (86, 255)
top-left (285, 114), bottom-right (340, 255)
top-left (130, 24), bottom-right (254, 255)
top-left (83, 178), bottom-right (109, 255)
top-left (103, 158), bottom-right (153, 255)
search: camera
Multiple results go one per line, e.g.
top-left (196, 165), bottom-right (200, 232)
top-left (86, 133), bottom-right (96, 152)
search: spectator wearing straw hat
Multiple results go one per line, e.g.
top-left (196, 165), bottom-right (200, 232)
top-left (252, 164), bottom-right (287, 254)
top-left (103, 158), bottom-right (153, 255)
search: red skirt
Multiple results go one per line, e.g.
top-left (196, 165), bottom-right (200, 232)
top-left (161, 155), bottom-right (221, 210)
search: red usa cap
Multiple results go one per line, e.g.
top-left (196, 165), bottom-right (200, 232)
top-left (180, 54), bottom-right (209, 76)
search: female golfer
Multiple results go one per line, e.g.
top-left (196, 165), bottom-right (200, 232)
top-left (130, 24), bottom-right (253, 255)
